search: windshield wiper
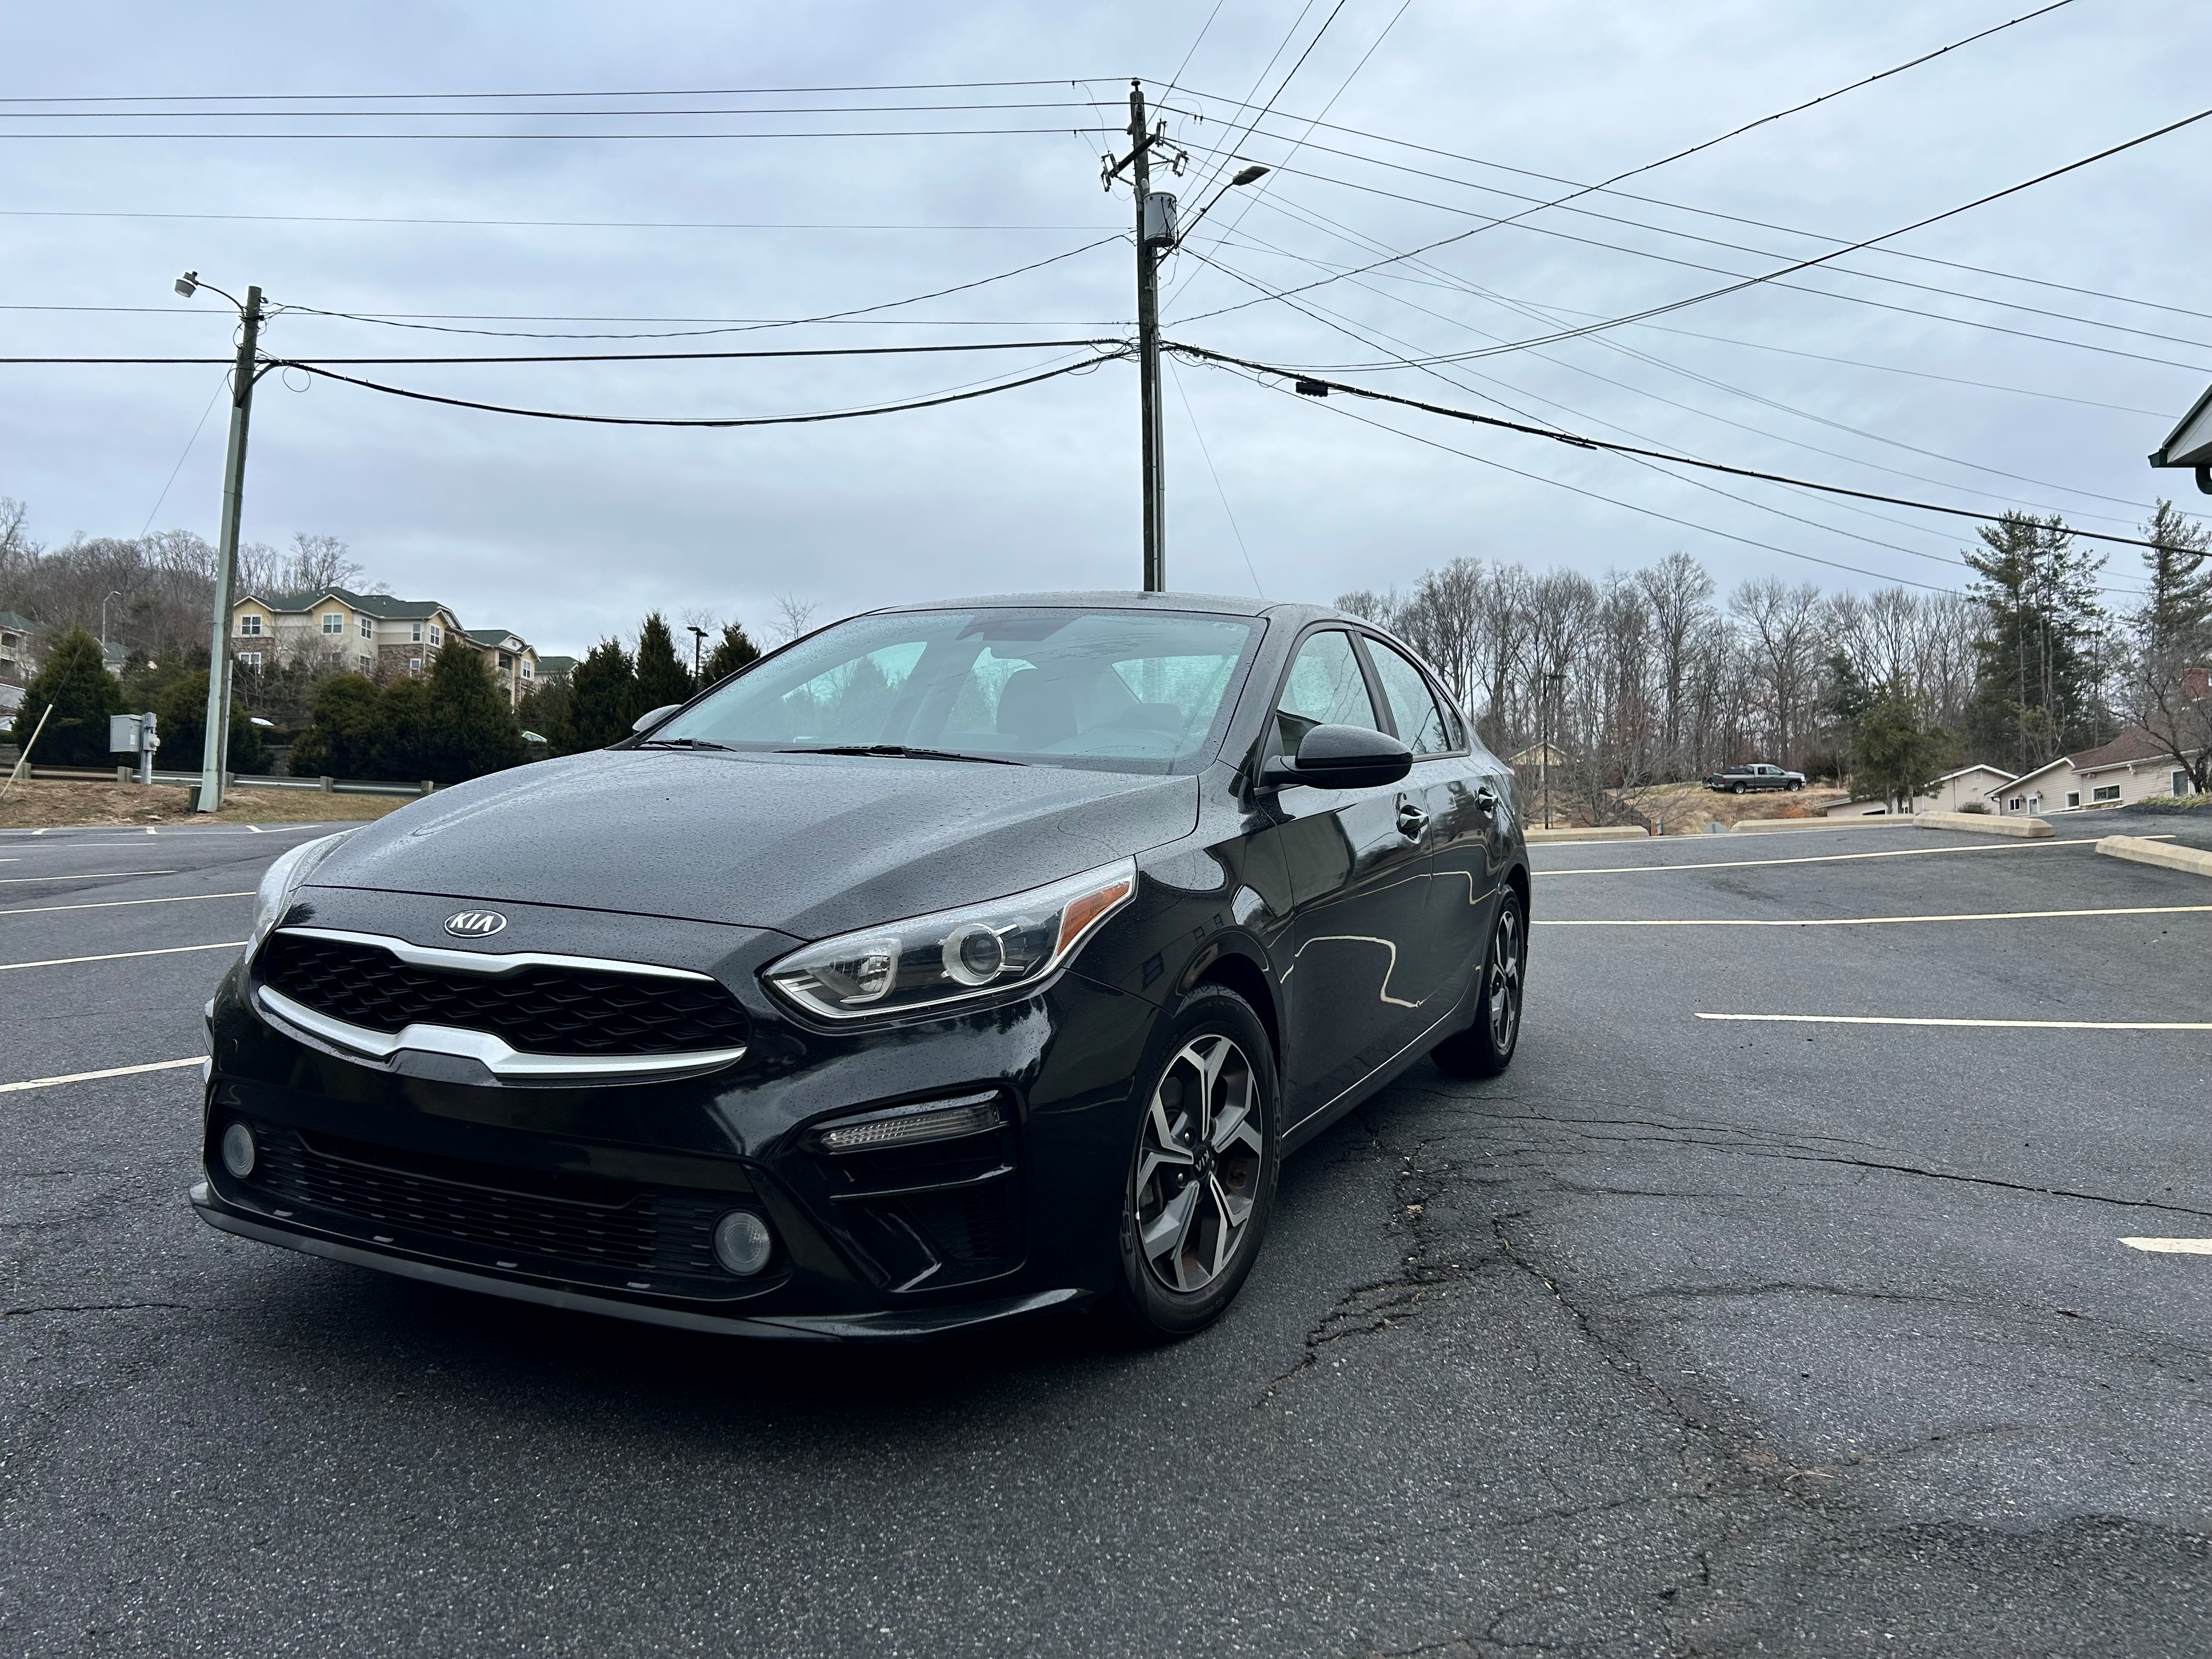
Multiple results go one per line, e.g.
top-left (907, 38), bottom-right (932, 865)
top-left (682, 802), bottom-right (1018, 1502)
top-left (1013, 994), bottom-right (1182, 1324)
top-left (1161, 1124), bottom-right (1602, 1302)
top-left (782, 744), bottom-right (1025, 766)
top-left (635, 737), bottom-right (737, 751)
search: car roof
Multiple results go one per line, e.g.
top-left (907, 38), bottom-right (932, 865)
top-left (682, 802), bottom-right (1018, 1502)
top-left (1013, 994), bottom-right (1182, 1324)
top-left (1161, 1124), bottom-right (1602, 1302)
top-left (867, 590), bottom-right (1350, 627)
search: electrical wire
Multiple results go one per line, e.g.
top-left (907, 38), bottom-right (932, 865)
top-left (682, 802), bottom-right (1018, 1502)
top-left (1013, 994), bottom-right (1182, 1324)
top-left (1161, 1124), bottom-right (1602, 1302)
top-left (265, 234), bottom-right (1124, 338)
top-left (1208, 201), bottom-right (2159, 517)
top-left (0, 100), bottom-right (1131, 120)
top-left (267, 346), bottom-right (1127, 427)
top-left (1208, 103), bottom-right (2212, 326)
top-left (1171, 340), bottom-right (2184, 555)
top-left (139, 369), bottom-right (230, 534)
top-left (1173, 103), bottom-right (2212, 356)
top-left (0, 208), bottom-right (1122, 232)
top-left (1175, 136), bottom-right (2212, 356)
top-left (0, 126), bottom-right (1109, 141)
top-left (1166, 354), bottom-right (1265, 598)
top-left (0, 339), bottom-right (1125, 365)
top-left (0, 79), bottom-right (1112, 103)
top-left (1175, 0), bottom-right (1335, 211)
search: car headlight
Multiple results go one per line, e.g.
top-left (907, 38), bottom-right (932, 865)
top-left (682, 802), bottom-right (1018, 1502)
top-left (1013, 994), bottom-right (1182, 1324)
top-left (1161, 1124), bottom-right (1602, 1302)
top-left (247, 831), bottom-right (356, 959)
top-left (764, 858), bottom-right (1137, 1023)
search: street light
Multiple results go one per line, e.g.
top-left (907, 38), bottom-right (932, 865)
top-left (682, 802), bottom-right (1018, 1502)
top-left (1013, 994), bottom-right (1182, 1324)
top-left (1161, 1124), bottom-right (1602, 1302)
top-left (687, 623), bottom-right (709, 681)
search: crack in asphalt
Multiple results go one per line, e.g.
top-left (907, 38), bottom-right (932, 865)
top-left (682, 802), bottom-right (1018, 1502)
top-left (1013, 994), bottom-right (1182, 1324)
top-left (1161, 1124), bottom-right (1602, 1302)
top-left (1, 1301), bottom-right (198, 1319)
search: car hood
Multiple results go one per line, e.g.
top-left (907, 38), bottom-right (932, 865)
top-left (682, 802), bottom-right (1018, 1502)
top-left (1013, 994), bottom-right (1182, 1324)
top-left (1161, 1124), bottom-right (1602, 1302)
top-left (305, 749), bottom-right (1202, 938)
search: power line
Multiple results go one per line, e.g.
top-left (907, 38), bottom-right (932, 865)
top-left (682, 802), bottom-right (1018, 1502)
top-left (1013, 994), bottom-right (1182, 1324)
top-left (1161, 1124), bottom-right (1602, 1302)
top-left (1171, 340), bottom-right (2181, 554)
top-left (1176, 102), bottom-right (2212, 356)
top-left (0, 126), bottom-right (1108, 142)
top-left (0, 79), bottom-right (1112, 104)
top-left (1204, 205), bottom-right (2159, 518)
top-left (0, 208), bottom-right (1122, 231)
top-left (1165, 354), bottom-right (1264, 599)
top-left (1214, 105), bottom-right (2212, 326)
top-left (0, 100), bottom-right (1128, 120)
top-left (265, 233), bottom-right (1123, 338)
top-left (1179, 136), bottom-right (2212, 356)
top-left (0, 303), bottom-right (1124, 328)
top-left (274, 347), bottom-right (1126, 427)
top-left (0, 338), bottom-right (1125, 365)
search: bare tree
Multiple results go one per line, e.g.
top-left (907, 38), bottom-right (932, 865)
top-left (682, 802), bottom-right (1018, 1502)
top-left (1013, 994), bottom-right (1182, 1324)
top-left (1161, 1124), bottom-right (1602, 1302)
top-left (772, 593), bottom-right (819, 643)
top-left (1730, 577), bottom-right (1826, 766)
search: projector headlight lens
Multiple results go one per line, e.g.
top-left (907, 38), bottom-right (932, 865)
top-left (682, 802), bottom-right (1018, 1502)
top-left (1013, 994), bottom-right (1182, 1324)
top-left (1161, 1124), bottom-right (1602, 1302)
top-left (712, 1210), bottom-right (774, 1277)
top-left (764, 858), bottom-right (1136, 1023)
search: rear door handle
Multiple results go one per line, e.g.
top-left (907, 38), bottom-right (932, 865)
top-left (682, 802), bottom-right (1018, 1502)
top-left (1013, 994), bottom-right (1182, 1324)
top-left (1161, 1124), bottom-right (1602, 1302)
top-left (1475, 783), bottom-right (1499, 813)
top-left (1396, 801), bottom-right (1430, 839)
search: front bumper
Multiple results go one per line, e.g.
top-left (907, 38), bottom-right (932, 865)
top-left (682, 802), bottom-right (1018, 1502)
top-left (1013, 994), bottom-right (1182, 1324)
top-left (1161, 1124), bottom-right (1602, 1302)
top-left (190, 1182), bottom-right (1085, 1340)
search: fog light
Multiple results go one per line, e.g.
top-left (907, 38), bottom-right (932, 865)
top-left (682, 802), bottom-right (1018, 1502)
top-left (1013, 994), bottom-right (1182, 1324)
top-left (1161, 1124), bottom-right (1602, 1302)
top-left (712, 1210), bottom-right (774, 1276)
top-left (219, 1122), bottom-right (257, 1179)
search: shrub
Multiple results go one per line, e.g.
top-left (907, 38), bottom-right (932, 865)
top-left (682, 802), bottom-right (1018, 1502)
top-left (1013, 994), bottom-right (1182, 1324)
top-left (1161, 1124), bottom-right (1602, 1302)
top-left (10, 628), bottom-right (123, 764)
top-left (1957, 800), bottom-right (1990, 814)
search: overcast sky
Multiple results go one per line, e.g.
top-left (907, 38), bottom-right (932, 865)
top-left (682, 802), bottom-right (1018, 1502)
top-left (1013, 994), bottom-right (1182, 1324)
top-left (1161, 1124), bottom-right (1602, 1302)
top-left (3, 0), bottom-right (2208, 657)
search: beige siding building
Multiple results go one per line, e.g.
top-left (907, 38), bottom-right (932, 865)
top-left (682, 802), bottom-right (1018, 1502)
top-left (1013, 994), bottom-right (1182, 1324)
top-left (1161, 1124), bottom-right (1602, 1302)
top-left (1990, 731), bottom-right (2199, 815)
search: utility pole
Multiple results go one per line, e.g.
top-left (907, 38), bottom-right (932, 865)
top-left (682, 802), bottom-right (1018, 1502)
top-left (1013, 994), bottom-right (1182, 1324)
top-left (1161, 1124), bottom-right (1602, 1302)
top-left (197, 283), bottom-right (263, 812)
top-left (1126, 81), bottom-right (1169, 592)
top-left (687, 623), bottom-right (708, 683)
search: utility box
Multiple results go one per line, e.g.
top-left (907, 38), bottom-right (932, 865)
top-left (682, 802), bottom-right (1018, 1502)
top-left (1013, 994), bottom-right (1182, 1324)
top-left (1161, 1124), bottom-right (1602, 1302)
top-left (110, 713), bottom-right (150, 753)
top-left (1141, 191), bottom-right (1179, 248)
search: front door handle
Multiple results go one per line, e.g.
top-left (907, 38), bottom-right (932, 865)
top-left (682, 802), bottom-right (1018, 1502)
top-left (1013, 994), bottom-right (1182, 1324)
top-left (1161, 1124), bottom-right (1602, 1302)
top-left (1396, 800), bottom-right (1430, 839)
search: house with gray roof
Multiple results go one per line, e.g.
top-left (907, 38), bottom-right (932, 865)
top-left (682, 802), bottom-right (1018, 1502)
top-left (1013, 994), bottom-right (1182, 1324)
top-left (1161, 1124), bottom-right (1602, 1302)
top-left (230, 587), bottom-right (551, 708)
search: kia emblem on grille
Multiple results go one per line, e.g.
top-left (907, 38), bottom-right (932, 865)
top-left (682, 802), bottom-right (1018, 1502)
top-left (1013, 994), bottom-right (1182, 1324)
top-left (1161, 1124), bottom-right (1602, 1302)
top-left (444, 910), bottom-right (509, 938)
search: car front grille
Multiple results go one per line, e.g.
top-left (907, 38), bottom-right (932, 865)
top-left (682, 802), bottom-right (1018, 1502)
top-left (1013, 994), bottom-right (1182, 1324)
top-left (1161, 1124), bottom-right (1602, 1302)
top-left (247, 1125), bottom-right (736, 1282)
top-left (257, 931), bottom-right (751, 1057)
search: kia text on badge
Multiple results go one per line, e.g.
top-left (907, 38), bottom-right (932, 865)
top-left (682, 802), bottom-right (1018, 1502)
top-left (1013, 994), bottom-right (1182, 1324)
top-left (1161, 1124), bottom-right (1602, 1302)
top-left (443, 911), bottom-right (507, 938)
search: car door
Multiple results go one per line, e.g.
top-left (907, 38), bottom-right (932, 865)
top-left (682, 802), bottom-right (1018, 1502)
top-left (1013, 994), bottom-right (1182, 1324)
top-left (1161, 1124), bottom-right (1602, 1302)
top-left (1250, 628), bottom-right (1442, 1122)
top-left (1363, 635), bottom-right (1497, 1006)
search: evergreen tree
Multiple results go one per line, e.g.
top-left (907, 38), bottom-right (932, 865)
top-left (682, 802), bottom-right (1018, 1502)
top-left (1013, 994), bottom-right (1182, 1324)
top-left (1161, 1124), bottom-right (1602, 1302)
top-left (701, 620), bottom-right (761, 685)
top-left (373, 677), bottom-right (433, 782)
top-left (515, 678), bottom-right (575, 754)
top-left (1963, 512), bottom-right (2107, 770)
top-left (415, 642), bottom-right (525, 785)
top-left (1850, 684), bottom-right (1961, 811)
top-left (288, 674), bottom-right (385, 778)
top-left (151, 669), bottom-right (267, 774)
top-left (2128, 498), bottom-right (2212, 791)
top-left (566, 639), bottom-right (636, 751)
top-left (630, 612), bottom-right (695, 721)
top-left (12, 627), bottom-right (123, 765)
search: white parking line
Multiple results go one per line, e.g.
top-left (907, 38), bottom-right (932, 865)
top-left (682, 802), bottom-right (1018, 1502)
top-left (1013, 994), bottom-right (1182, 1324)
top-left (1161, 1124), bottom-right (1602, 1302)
top-left (0, 941), bottom-right (246, 973)
top-left (1541, 905), bottom-right (2212, 927)
top-left (2121, 1238), bottom-right (2212, 1254)
top-left (0, 1057), bottom-right (204, 1094)
top-left (1696, 1013), bottom-right (2212, 1030)
top-left (1534, 836), bottom-right (2168, 878)
top-left (0, 891), bottom-right (253, 917)
top-left (0, 870), bottom-right (178, 884)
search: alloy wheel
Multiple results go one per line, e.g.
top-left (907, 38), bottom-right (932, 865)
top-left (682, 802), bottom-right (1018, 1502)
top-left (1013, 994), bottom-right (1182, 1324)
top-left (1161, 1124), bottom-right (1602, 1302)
top-left (1133, 1034), bottom-right (1265, 1294)
top-left (1486, 905), bottom-right (1523, 1053)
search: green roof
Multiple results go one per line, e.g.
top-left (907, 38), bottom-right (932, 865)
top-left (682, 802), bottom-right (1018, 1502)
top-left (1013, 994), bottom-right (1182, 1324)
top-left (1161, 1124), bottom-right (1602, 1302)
top-left (0, 611), bottom-right (42, 632)
top-left (534, 654), bottom-right (577, 678)
top-left (255, 585), bottom-right (452, 620)
top-left (464, 627), bottom-right (527, 648)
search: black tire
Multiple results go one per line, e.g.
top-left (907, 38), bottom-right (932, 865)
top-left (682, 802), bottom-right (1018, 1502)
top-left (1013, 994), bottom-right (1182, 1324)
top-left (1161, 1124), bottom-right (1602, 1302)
top-left (1730, 782), bottom-right (1746, 795)
top-left (1432, 887), bottom-right (1527, 1079)
top-left (1787, 780), bottom-right (1802, 792)
top-left (1111, 983), bottom-right (1282, 1342)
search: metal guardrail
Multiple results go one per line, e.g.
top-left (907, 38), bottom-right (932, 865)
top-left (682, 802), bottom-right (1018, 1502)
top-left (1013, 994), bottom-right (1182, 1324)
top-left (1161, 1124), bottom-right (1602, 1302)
top-left (18, 764), bottom-right (429, 798)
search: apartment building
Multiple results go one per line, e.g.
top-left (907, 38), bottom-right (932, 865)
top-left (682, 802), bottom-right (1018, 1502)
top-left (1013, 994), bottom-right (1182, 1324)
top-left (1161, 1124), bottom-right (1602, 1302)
top-left (230, 588), bottom-right (546, 708)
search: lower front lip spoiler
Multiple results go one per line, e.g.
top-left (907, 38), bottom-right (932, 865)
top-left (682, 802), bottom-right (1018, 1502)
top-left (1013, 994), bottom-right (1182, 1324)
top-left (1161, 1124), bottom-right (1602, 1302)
top-left (189, 1183), bottom-right (1084, 1342)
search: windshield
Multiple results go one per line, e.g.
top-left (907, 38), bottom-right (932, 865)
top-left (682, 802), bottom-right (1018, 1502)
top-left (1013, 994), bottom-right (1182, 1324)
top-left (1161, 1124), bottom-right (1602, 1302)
top-left (646, 606), bottom-right (1264, 773)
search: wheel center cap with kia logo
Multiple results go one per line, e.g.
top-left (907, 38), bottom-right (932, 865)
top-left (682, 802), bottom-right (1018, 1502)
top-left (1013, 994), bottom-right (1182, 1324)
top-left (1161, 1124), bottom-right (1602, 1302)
top-left (444, 910), bottom-right (508, 938)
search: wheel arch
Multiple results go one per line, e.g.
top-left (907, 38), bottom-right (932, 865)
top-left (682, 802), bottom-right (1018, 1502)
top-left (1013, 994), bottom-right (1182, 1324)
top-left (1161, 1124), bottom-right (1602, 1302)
top-left (1181, 943), bottom-right (1282, 1069)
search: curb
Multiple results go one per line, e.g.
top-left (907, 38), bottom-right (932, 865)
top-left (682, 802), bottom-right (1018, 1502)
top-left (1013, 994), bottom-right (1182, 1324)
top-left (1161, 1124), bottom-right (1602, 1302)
top-left (1916, 811), bottom-right (2052, 838)
top-left (2098, 834), bottom-right (2212, 877)
top-left (1733, 816), bottom-right (1915, 832)
top-left (1525, 825), bottom-right (1650, 843)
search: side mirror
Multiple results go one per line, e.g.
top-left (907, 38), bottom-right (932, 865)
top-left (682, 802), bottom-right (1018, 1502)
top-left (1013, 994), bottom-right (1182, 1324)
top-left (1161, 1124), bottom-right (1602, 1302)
top-left (1258, 723), bottom-right (1412, 791)
top-left (631, 703), bottom-right (682, 733)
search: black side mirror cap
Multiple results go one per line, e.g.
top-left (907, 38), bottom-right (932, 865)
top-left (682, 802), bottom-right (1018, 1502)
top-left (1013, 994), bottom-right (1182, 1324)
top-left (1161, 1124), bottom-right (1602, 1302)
top-left (1258, 723), bottom-right (1413, 791)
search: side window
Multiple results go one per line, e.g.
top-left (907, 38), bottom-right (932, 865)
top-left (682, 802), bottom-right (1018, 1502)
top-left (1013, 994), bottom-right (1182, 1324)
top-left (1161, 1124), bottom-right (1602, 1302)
top-left (1365, 639), bottom-right (1453, 756)
top-left (1273, 629), bottom-right (1380, 756)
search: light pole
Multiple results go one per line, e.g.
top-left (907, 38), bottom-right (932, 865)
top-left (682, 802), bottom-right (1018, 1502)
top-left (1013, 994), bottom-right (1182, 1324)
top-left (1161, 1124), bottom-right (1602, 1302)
top-left (1541, 669), bottom-right (1565, 830)
top-left (100, 590), bottom-right (123, 670)
top-left (174, 272), bottom-right (264, 812)
top-left (687, 623), bottom-right (708, 684)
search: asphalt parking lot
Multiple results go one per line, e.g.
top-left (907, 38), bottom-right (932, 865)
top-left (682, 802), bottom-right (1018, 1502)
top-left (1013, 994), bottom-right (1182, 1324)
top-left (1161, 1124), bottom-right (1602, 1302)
top-left (4, 808), bottom-right (2211, 1657)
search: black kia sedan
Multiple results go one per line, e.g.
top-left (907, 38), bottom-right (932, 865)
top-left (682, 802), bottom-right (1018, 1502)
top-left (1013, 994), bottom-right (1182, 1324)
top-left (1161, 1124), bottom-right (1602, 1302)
top-left (193, 593), bottom-right (1529, 1341)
